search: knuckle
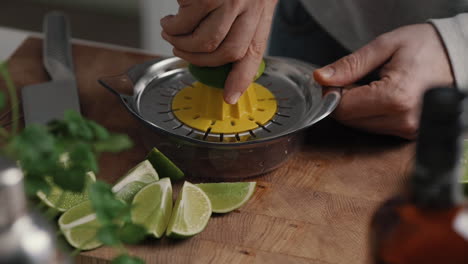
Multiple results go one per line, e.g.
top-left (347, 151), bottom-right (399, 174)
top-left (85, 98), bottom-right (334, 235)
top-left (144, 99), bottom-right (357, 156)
top-left (222, 48), bottom-right (245, 62)
top-left (341, 54), bottom-right (360, 77)
top-left (248, 40), bottom-right (267, 58)
top-left (398, 117), bottom-right (418, 139)
top-left (199, 0), bottom-right (218, 10)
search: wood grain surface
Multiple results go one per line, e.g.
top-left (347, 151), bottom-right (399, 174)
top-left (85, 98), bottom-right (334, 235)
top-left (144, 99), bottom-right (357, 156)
top-left (2, 38), bottom-right (415, 264)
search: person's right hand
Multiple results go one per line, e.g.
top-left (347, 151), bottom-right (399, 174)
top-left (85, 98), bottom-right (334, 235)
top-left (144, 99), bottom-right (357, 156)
top-left (161, 0), bottom-right (279, 104)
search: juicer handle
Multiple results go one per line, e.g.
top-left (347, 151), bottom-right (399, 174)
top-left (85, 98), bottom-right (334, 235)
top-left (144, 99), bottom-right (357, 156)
top-left (310, 86), bottom-right (342, 125)
top-left (98, 73), bottom-right (134, 103)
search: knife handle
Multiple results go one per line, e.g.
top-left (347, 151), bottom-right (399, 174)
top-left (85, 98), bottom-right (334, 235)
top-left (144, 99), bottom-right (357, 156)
top-left (43, 11), bottom-right (75, 81)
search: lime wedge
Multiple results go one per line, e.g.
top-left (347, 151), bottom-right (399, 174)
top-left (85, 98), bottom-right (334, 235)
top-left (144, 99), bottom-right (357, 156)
top-left (188, 59), bottom-right (266, 89)
top-left (196, 182), bottom-right (256, 213)
top-left (166, 181), bottom-right (211, 238)
top-left (131, 178), bottom-right (173, 238)
top-left (112, 160), bottom-right (159, 202)
top-left (146, 148), bottom-right (184, 181)
top-left (37, 172), bottom-right (96, 212)
top-left (461, 140), bottom-right (468, 195)
top-left (58, 201), bottom-right (102, 250)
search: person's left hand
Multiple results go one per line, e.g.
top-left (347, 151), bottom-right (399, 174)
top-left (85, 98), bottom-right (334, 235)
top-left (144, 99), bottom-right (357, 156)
top-left (314, 23), bottom-right (454, 139)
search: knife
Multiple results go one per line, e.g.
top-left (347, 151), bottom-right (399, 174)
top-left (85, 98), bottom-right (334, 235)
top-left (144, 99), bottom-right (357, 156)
top-left (21, 11), bottom-right (81, 125)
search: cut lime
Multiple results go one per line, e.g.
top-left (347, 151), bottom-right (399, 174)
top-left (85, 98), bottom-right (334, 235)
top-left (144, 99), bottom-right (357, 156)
top-left (196, 182), bottom-right (256, 213)
top-left (131, 178), bottom-right (173, 238)
top-left (146, 148), bottom-right (184, 181)
top-left (37, 172), bottom-right (96, 212)
top-left (461, 140), bottom-right (468, 195)
top-left (112, 160), bottom-right (159, 202)
top-left (58, 201), bottom-right (102, 250)
top-left (188, 59), bottom-right (266, 89)
top-left (166, 182), bottom-right (211, 238)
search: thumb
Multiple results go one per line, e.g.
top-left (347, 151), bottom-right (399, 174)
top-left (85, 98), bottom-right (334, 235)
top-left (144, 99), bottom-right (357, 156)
top-left (314, 35), bottom-right (398, 86)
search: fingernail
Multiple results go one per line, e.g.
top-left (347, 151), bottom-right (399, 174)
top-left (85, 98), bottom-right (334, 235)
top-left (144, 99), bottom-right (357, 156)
top-left (318, 66), bottom-right (335, 79)
top-left (226, 92), bottom-right (242, 105)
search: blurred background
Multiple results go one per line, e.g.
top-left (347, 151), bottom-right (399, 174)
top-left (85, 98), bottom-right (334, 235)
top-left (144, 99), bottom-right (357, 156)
top-left (0, 0), bottom-right (177, 55)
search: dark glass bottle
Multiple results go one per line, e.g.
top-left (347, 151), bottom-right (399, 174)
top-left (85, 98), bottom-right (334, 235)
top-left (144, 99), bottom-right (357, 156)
top-left (370, 87), bottom-right (468, 264)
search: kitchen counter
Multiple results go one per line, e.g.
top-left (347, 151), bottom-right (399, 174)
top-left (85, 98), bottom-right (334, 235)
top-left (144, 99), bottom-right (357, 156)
top-left (1, 36), bottom-right (414, 264)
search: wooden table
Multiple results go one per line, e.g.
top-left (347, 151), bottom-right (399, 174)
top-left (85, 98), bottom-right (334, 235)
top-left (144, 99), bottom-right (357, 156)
top-left (2, 37), bottom-right (414, 264)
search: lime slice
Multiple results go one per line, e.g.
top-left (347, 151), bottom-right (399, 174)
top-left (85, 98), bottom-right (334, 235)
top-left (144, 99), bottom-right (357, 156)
top-left (112, 160), bottom-right (159, 202)
top-left (58, 201), bottom-right (102, 250)
top-left (37, 172), bottom-right (96, 212)
top-left (196, 182), bottom-right (256, 213)
top-left (131, 178), bottom-right (173, 238)
top-left (461, 140), bottom-right (468, 195)
top-left (146, 148), bottom-right (184, 181)
top-left (166, 181), bottom-right (211, 238)
top-left (188, 59), bottom-right (266, 89)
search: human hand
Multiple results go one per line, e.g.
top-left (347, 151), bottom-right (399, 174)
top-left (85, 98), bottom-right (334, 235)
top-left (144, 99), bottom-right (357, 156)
top-left (160, 0), bottom-right (278, 104)
top-left (314, 24), bottom-right (454, 139)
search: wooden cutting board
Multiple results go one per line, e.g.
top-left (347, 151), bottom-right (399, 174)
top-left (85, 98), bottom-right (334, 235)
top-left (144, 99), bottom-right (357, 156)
top-left (2, 37), bottom-right (414, 264)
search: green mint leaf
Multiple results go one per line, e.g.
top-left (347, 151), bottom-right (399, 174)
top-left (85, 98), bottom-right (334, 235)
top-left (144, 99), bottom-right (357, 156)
top-left (118, 223), bottom-right (146, 244)
top-left (97, 225), bottom-right (120, 246)
top-left (89, 181), bottom-right (128, 224)
top-left (68, 142), bottom-right (98, 173)
top-left (94, 134), bottom-right (133, 153)
top-left (63, 110), bottom-right (94, 140)
top-left (86, 120), bottom-right (110, 140)
top-left (111, 255), bottom-right (145, 264)
top-left (24, 177), bottom-right (50, 196)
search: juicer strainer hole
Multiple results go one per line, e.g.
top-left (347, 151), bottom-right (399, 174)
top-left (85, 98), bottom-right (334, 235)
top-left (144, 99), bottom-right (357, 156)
top-left (193, 115), bottom-right (200, 120)
top-left (249, 130), bottom-right (256, 138)
top-left (184, 96), bottom-right (192, 100)
top-left (186, 129), bottom-right (194, 136)
top-left (231, 121), bottom-right (236, 126)
top-left (163, 118), bottom-right (175, 123)
top-left (256, 122), bottom-right (271, 133)
top-left (258, 108), bottom-right (265, 112)
top-left (271, 120), bottom-right (283, 126)
top-left (203, 127), bottom-right (212, 140)
top-left (219, 133), bottom-right (224, 142)
top-left (235, 134), bottom-right (241, 141)
top-left (258, 99), bottom-right (265, 102)
top-left (173, 123), bottom-right (184, 130)
top-left (276, 113), bottom-right (291, 118)
top-left (183, 107), bottom-right (192, 110)
top-left (211, 120), bottom-right (217, 125)
top-left (248, 116), bottom-right (255, 121)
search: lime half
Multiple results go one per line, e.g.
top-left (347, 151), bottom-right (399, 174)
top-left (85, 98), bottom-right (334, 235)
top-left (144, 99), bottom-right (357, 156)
top-left (131, 178), bottom-right (173, 238)
top-left (112, 160), bottom-right (159, 202)
top-left (58, 201), bottom-right (102, 250)
top-left (166, 182), bottom-right (211, 238)
top-left (146, 148), bottom-right (184, 181)
top-left (196, 182), bottom-right (256, 213)
top-left (188, 59), bottom-right (266, 89)
top-left (37, 172), bottom-right (96, 212)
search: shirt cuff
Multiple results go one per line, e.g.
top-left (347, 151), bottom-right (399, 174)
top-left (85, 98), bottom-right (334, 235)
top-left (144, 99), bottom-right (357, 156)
top-left (430, 14), bottom-right (468, 91)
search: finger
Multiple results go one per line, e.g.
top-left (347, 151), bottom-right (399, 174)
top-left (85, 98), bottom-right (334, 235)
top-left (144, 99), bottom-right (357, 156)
top-left (162, 4), bottom-right (241, 53)
top-left (172, 6), bottom-right (261, 66)
top-left (224, 2), bottom-right (276, 104)
top-left (333, 77), bottom-right (395, 121)
top-left (314, 33), bottom-right (399, 86)
top-left (160, 0), bottom-right (222, 35)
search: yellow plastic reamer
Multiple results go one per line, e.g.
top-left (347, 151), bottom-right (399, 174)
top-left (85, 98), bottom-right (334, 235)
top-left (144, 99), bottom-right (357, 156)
top-left (172, 82), bottom-right (277, 134)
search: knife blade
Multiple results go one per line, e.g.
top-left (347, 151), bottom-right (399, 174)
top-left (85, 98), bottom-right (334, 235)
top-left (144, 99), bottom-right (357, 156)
top-left (21, 11), bottom-right (81, 125)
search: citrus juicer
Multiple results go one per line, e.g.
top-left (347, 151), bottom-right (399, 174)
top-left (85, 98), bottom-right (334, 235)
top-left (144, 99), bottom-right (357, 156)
top-left (99, 56), bottom-right (341, 179)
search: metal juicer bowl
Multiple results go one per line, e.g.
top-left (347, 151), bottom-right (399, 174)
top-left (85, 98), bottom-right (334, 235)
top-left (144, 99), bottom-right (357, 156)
top-left (99, 56), bottom-right (341, 180)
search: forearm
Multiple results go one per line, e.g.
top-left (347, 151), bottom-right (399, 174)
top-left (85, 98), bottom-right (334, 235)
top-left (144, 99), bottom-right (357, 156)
top-left (430, 14), bottom-right (468, 91)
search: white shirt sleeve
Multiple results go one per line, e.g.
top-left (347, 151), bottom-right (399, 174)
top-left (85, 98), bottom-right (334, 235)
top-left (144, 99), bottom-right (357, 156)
top-left (430, 14), bottom-right (468, 91)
